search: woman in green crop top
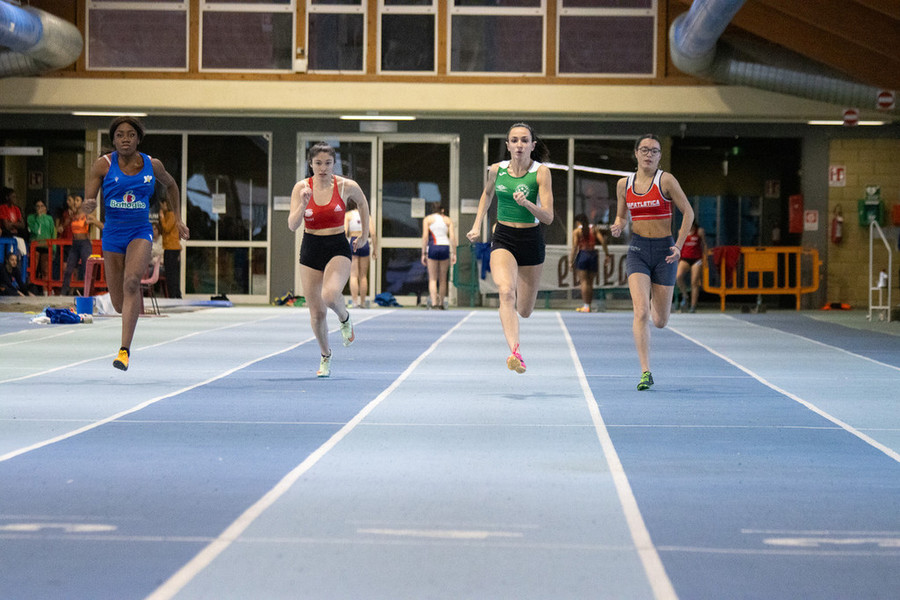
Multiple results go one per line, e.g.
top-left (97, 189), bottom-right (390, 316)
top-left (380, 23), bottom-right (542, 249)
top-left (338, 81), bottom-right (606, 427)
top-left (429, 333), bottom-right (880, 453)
top-left (466, 123), bottom-right (554, 374)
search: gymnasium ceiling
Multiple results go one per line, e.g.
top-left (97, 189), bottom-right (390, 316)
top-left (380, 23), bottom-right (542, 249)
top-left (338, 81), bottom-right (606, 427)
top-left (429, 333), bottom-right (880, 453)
top-left (671, 0), bottom-right (900, 91)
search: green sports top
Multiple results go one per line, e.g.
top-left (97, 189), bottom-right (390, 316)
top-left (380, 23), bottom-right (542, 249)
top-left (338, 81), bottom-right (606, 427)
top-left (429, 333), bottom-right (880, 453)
top-left (495, 160), bottom-right (542, 224)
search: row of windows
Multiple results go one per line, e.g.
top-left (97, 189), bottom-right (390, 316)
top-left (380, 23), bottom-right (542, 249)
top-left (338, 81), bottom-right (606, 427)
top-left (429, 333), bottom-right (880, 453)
top-left (86, 1), bottom-right (657, 76)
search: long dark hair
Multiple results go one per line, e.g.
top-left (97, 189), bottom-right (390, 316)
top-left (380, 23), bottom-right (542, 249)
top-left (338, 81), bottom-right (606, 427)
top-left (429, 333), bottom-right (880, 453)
top-left (508, 122), bottom-right (550, 162)
top-left (574, 213), bottom-right (592, 243)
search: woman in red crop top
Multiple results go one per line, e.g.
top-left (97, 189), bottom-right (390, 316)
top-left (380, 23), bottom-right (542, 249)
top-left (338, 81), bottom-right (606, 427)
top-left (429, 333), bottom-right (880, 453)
top-left (288, 142), bottom-right (370, 378)
top-left (611, 134), bottom-right (694, 391)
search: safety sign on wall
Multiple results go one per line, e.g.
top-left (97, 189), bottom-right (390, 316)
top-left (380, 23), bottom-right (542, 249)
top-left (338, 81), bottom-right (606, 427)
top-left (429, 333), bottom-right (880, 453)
top-left (804, 210), bottom-right (819, 231)
top-left (828, 165), bottom-right (846, 187)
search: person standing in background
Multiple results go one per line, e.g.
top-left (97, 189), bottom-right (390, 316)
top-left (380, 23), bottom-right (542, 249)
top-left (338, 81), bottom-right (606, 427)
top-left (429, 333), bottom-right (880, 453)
top-left (61, 195), bottom-right (103, 295)
top-left (344, 199), bottom-right (375, 309)
top-left (421, 203), bottom-right (456, 309)
top-left (27, 199), bottom-right (56, 282)
top-left (158, 199), bottom-right (183, 298)
top-left (570, 213), bottom-right (609, 313)
top-left (675, 222), bottom-right (706, 313)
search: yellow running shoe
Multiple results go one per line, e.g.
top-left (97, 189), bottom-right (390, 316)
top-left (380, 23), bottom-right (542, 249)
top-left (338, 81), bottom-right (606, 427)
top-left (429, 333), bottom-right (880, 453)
top-left (113, 348), bottom-right (129, 371)
top-left (506, 344), bottom-right (527, 374)
top-left (339, 314), bottom-right (355, 347)
top-left (317, 352), bottom-right (332, 377)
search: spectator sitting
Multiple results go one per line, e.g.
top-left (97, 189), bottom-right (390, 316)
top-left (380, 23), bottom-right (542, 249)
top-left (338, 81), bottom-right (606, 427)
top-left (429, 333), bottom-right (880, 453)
top-left (0, 252), bottom-right (34, 296)
top-left (1, 186), bottom-right (27, 256)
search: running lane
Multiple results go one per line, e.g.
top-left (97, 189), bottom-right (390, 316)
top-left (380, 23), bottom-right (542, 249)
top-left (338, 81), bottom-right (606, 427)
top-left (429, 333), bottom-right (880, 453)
top-left (564, 311), bottom-right (900, 600)
top-left (0, 310), bottom-right (464, 600)
top-left (154, 311), bottom-right (665, 600)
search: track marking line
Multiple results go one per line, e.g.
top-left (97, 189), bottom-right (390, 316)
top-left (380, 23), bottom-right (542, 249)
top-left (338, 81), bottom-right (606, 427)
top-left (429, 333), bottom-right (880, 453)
top-left (0, 311), bottom-right (385, 464)
top-left (557, 313), bottom-right (678, 600)
top-left (731, 316), bottom-right (900, 373)
top-left (669, 325), bottom-right (900, 464)
top-left (0, 314), bottom-right (281, 385)
top-left (145, 311), bottom-right (474, 600)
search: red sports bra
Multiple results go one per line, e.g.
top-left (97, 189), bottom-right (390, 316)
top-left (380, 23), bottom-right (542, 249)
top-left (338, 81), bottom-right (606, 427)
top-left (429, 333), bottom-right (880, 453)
top-left (625, 170), bottom-right (672, 221)
top-left (303, 176), bottom-right (346, 230)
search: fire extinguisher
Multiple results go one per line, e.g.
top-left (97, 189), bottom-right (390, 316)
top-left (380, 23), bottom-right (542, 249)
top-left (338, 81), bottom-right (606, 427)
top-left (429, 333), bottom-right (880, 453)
top-left (831, 204), bottom-right (843, 244)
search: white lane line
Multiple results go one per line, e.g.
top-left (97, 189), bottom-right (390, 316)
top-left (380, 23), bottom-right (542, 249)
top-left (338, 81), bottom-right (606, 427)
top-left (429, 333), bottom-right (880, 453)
top-left (145, 311), bottom-right (475, 600)
top-left (0, 311), bottom-right (386, 464)
top-left (0, 327), bottom-right (81, 347)
top-left (557, 313), bottom-right (678, 600)
top-left (733, 316), bottom-right (900, 373)
top-left (0, 314), bottom-right (281, 385)
top-left (668, 325), bottom-right (900, 464)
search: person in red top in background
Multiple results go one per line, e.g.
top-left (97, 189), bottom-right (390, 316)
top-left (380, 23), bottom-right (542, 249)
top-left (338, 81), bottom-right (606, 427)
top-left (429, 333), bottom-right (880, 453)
top-left (676, 222), bottom-right (706, 313)
top-left (570, 213), bottom-right (609, 313)
top-left (288, 142), bottom-right (370, 378)
top-left (61, 195), bottom-right (103, 295)
top-left (1, 187), bottom-right (27, 255)
top-left (611, 134), bottom-right (694, 391)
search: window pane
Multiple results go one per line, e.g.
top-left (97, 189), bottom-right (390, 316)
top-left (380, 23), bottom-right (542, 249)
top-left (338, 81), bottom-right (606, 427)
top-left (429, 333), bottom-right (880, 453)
top-left (202, 12), bottom-right (292, 70)
top-left (381, 248), bottom-right (428, 297)
top-left (381, 142), bottom-right (450, 238)
top-left (562, 0), bottom-right (651, 7)
top-left (185, 247), bottom-right (215, 294)
top-left (573, 139), bottom-right (634, 227)
top-left (251, 248), bottom-right (268, 295)
top-left (385, 0), bottom-right (433, 5)
top-left (311, 0), bottom-right (361, 5)
top-left (186, 135), bottom-right (270, 242)
top-left (451, 15), bottom-right (542, 73)
top-left (208, 0), bottom-right (290, 4)
top-left (308, 13), bottom-right (364, 71)
top-left (559, 15), bottom-right (653, 74)
top-left (302, 140), bottom-right (372, 199)
top-left (454, 0), bottom-right (541, 6)
top-left (218, 247), bottom-right (251, 294)
top-left (486, 137), bottom-right (566, 245)
top-left (381, 14), bottom-right (434, 72)
top-left (88, 10), bottom-right (186, 69)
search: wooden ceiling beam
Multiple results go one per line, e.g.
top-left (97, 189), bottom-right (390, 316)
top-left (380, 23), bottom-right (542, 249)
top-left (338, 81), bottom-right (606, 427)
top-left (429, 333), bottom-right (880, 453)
top-left (752, 0), bottom-right (898, 58)
top-left (732, 3), bottom-right (900, 90)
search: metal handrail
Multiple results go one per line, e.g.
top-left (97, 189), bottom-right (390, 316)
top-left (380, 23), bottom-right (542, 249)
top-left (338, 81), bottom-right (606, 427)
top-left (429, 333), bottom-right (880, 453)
top-left (868, 220), bottom-right (893, 322)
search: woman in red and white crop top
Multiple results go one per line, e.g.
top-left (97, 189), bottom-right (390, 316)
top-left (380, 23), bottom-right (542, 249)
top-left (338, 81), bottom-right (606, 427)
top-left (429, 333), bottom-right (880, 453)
top-left (288, 142), bottom-right (371, 378)
top-left (610, 134), bottom-right (694, 391)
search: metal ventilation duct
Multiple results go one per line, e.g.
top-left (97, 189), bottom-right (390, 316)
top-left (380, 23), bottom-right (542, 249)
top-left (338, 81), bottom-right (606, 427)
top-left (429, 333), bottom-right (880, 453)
top-left (0, 2), bottom-right (83, 78)
top-left (669, 0), bottom-right (894, 112)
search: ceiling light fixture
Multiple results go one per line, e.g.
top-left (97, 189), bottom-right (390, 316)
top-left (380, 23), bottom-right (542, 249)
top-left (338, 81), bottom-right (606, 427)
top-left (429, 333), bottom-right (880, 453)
top-left (807, 120), bottom-right (886, 126)
top-left (72, 111), bottom-right (149, 117)
top-left (340, 114), bottom-right (416, 121)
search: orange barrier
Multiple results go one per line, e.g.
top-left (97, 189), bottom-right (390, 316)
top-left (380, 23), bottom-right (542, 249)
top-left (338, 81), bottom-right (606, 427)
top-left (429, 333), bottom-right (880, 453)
top-left (28, 239), bottom-right (106, 295)
top-left (703, 246), bottom-right (821, 311)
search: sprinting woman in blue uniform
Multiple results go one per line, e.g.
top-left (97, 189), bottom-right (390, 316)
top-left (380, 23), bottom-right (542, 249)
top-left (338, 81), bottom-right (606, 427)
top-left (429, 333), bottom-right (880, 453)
top-left (83, 117), bottom-right (189, 371)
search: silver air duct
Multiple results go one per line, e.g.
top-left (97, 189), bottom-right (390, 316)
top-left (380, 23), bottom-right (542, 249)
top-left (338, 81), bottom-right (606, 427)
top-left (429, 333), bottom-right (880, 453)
top-left (669, 0), bottom-right (893, 112)
top-left (0, 2), bottom-right (83, 78)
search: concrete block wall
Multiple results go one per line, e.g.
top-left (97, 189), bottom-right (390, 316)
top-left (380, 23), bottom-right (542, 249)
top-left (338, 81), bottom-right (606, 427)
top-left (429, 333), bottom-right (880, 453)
top-left (827, 138), bottom-right (900, 307)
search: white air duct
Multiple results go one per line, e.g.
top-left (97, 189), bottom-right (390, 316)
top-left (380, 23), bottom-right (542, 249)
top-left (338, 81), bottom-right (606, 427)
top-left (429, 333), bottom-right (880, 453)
top-left (669, 0), bottom-right (894, 112)
top-left (0, 2), bottom-right (83, 78)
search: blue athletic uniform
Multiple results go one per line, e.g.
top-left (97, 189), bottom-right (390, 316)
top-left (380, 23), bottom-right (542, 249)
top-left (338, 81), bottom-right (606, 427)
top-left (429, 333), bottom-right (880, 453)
top-left (101, 151), bottom-right (155, 254)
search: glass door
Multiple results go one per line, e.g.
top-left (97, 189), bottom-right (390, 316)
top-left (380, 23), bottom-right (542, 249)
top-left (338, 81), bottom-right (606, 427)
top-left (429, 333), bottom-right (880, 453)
top-left (295, 136), bottom-right (376, 297)
top-left (378, 135), bottom-right (458, 306)
top-left (295, 134), bottom-right (458, 306)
